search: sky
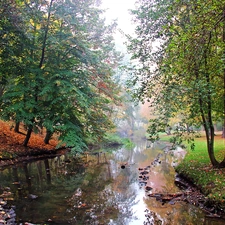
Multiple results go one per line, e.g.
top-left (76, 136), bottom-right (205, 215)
top-left (101, 0), bottom-right (136, 34)
top-left (101, 0), bottom-right (136, 52)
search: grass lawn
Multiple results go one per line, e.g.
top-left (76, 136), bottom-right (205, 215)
top-left (161, 133), bottom-right (225, 208)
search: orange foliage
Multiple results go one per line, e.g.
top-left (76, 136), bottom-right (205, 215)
top-left (97, 81), bottom-right (108, 91)
top-left (0, 121), bottom-right (58, 156)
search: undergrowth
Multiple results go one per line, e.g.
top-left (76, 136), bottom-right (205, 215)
top-left (103, 133), bottom-right (135, 149)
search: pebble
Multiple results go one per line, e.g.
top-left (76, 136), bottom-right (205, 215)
top-left (0, 191), bottom-right (17, 225)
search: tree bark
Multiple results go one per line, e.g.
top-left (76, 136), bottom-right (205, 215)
top-left (14, 121), bottom-right (20, 133)
top-left (0, 86), bottom-right (4, 98)
top-left (23, 125), bottom-right (33, 147)
top-left (39, 0), bottom-right (53, 68)
top-left (44, 129), bottom-right (52, 144)
top-left (196, 62), bottom-right (219, 167)
top-left (206, 75), bottom-right (218, 167)
top-left (201, 111), bottom-right (218, 166)
top-left (218, 157), bottom-right (225, 168)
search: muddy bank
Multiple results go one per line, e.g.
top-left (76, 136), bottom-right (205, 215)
top-left (174, 173), bottom-right (225, 218)
top-left (0, 147), bottom-right (69, 169)
top-left (137, 146), bottom-right (225, 222)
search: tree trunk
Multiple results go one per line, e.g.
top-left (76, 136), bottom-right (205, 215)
top-left (23, 125), bottom-right (33, 147)
top-left (14, 121), bottom-right (20, 133)
top-left (201, 108), bottom-right (218, 167)
top-left (222, 5), bottom-right (225, 138)
top-left (0, 86), bottom-right (4, 98)
top-left (218, 157), bottom-right (225, 168)
top-left (206, 132), bottom-right (219, 167)
top-left (186, 124), bottom-right (191, 133)
top-left (206, 86), bottom-right (218, 166)
top-left (39, 0), bottom-right (53, 68)
top-left (197, 71), bottom-right (219, 167)
top-left (44, 130), bottom-right (52, 144)
top-left (222, 125), bottom-right (225, 138)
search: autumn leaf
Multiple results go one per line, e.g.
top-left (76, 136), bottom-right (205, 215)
top-left (0, 121), bottom-right (58, 156)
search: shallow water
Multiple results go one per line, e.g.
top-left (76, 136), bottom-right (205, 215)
top-left (0, 141), bottom-right (224, 224)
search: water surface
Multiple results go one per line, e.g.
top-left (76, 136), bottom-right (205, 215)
top-left (0, 141), bottom-right (224, 224)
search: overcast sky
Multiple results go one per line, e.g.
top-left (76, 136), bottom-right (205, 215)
top-left (101, 0), bottom-right (136, 52)
top-left (101, 0), bottom-right (136, 34)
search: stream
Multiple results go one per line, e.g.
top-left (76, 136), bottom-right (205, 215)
top-left (0, 141), bottom-right (225, 225)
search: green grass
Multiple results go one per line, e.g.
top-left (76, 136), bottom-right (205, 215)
top-left (158, 133), bottom-right (173, 142)
top-left (121, 138), bottom-right (135, 149)
top-left (175, 135), bottom-right (225, 208)
top-left (103, 132), bottom-right (135, 149)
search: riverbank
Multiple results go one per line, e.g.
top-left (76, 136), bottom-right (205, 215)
top-left (0, 121), bottom-right (62, 166)
top-left (172, 135), bottom-right (225, 214)
top-left (0, 120), bottom-right (127, 168)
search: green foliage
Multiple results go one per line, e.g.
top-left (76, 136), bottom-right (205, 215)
top-left (0, 150), bottom-right (17, 159)
top-left (103, 132), bottom-right (135, 149)
top-left (104, 133), bottom-right (123, 145)
top-left (126, 0), bottom-right (225, 166)
top-left (121, 138), bottom-right (135, 149)
top-left (0, 0), bottom-right (121, 150)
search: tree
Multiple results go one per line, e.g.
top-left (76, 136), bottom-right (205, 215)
top-left (0, 0), bottom-right (26, 99)
top-left (0, 0), bottom-right (121, 152)
top-left (127, 0), bottom-right (225, 167)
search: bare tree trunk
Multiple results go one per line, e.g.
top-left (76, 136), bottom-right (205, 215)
top-left (39, 0), bottom-right (53, 68)
top-left (0, 86), bottom-right (4, 98)
top-left (44, 129), bottom-right (52, 144)
top-left (218, 157), bottom-right (225, 168)
top-left (23, 125), bottom-right (33, 147)
top-left (14, 121), bottom-right (20, 133)
top-left (201, 113), bottom-right (218, 166)
top-left (196, 56), bottom-right (219, 167)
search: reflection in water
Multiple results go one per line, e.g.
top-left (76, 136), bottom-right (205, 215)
top-left (0, 142), bottom-right (224, 224)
